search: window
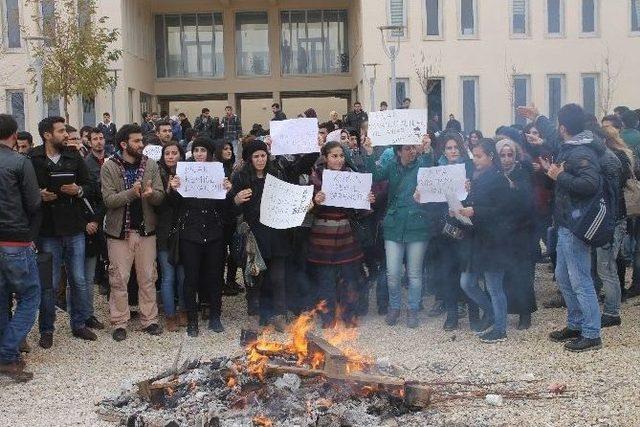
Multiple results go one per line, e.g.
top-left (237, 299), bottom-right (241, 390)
top-left (281, 10), bottom-right (348, 75)
top-left (424, 0), bottom-right (442, 37)
top-left (459, 0), bottom-right (477, 37)
top-left (461, 77), bottom-right (478, 134)
top-left (77, 0), bottom-right (90, 28)
top-left (82, 96), bottom-right (96, 127)
top-left (6, 90), bottom-right (25, 131)
top-left (546, 0), bottom-right (564, 36)
top-left (4, 0), bottom-right (21, 48)
top-left (236, 12), bottom-right (270, 76)
top-left (581, 0), bottom-right (597, 34)
top-left (391, 78), bottom-right (410, 108)
top-left (547, 75), bottom-right (565, 123)
top-left (582, 74), bottom-right (599, 116)
top-left (632, 0), bottom-right (640, 32)
top-left (155, 13), bottom-right (224, 78)
top-left (46, 97), bottom-right (60, 117)
top-left (41, 0), bottom-right (55, 46)
top-left (388, 0), bottom-right (406, 37)
top-left (513, 75), bottom-right (530, 125)
top-left (511, 0), bottom-right (529, 36)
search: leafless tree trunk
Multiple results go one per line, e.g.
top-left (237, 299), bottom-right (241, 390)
top-left (412, 50), bottom-right (442, 120)
top-left (599, 47), bottom-right (621, 117)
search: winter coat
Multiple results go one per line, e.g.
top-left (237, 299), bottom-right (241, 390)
top-left (344, 110), bottom-right (368, 130)
top-left (461, 165), bottom-right (512, 273)
top-left (193, 115), bottom-right (215, 138)
top-left (273, 110), bottom-right (287, 121)
top-left (168, 188), bottom-right (227, 245)
top-left (155, 166), bottom-right (178, 250)
top-left (30, 145), bottom-right (92, 237)
top-left (365, 150), bottom-right (436, 243)
top-left (180, 119), bottom-right (192, 140)
top-left (97, 121), bottom-right (117, 145)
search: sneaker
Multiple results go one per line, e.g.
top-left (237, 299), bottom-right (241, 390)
top-left (479, 329), bottom-right (507, 343)
top-left (517, 314), bottom-right (532, 330)
top-left (208, 317), bottom-right (225, 333)
top-left (112, 328), bottom-right (127, 342)
top-left (543, 296), bottom-right (566, 309)
top-left (38, 333), bottom-right (53, 349)
top-left (427, 301), bottom-right (445, 317)
top-left (443, 315), bottom-right (459, 331)
top-left (548, 327), bottom-right (581, 342)
top-left (564, 336), bottom-right (602, 352)
top-left (385, 309), bottom-right (400, 326)
top-left (471, 316), bottom-right (494, 335)
top-left (601, 315), bottom-right (621, 328)
top-left (0, 361), bottom-right (34, 383)
top-left (86, 316), bottom-right (105, 330)
top-left (187, 321), bottom-right (199, 337)
top-left (72, 327), bottom-right (98, 341)
top-left (165, 315), bottom-right (179, 332)
top-left (272, 315), bottom-right (287, 333)
top-left (142, 323), bottom-right (163, 336)
top-left (407, 310), bottom-right (419, 329)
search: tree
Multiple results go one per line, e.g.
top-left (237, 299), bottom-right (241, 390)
top-left (598, 46), bottom-right (621, 117)
top-left (412, 50), bottom-right (441, 119)
top-left (503, 53), bottom-right (519, 119)
top-left (27, 0), bottom-right (121, 122)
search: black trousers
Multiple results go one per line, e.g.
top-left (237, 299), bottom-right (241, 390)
top-left (246, 256), bottom-right (286, 321)
top-left (180, 238), bottom-right (225, 322)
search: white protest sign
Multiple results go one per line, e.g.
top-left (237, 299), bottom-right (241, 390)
top-left (143, 144), bottom-right (163, 161)
top-left (326, 129), bottom-right (342, 143)
top-left (175, 161), bottom-right (226, 199)
top-left (321, 170), bottom-right (372, 210)
top-left (416, 164), bottom-right (468, 203)
top-left (446, 193), bottom-right (473, 226)
top-left (368, 109), bottom-right (428, 146)
top-left (269, 117), bottom-right (320, 155)
top-left (260, 174), bottom-right (313, 229)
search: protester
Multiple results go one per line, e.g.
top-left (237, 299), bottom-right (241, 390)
top-left (400, 98), bottom-right (411, 109)
top-left (16, 131), bottom-right (33, 155)
top-left (97, 112), bottom-right (117, 150)
top-left (155, 120), bottom-right (174, 146)
top-left (168, 137), bottom-right (231, 336)
top-left (178, 113), bottom-right (192, 141)
top-left (141, 112), bottom-right (155, 135)
top-left (272, 103), bottom-right (287, 121)
top-left (0, 114), bottom-right (41, 382)
top-left (445, 114), bottom-right (462, 133)
top-left (344, 102), bottom-right (368, 130)
top-left (467, 130), bottom-right (483, 151)
top-left (65, 125), bottom-right (88, 157)
top-left (379, 102), bottom-right (388, 111)
top-left (329, 110), bottom-right (343, 129)
top-left (221, 106), bottom-right (243, 160)
top-left (101, 124), bottom-right (165, 341)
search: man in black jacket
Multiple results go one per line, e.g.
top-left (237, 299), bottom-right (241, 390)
top-left (344, 101), bottom-right (368, 129)
top-left (97, 112), bottom-right (117, 151)
top-left (193, 108), bottom-right (215, 139)
top-left (0, 114), bottom-right (41, 382)
top-left (271, 102), bottom-right (287, 121)
top-left (31, 116), bottom-right (97, 348)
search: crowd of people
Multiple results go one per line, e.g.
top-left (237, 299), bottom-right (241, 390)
top-left (2, 99), bottom-right (640, 383)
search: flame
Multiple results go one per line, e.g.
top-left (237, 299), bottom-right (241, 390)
top-left (246, 346), bottom-right (269, 381)
top-left (252, 414), bottom-right (273, 427)
top-left (226, 376), bottom-right (237, 388)
top-left (166, 386), bottom-right (174, 397)
top-left (310, 352), bottom-right (325, 370)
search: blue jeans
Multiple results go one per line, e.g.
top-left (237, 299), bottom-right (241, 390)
top-left (67, 255), bottom-right (98, 318)
top-left (596, 220), bottom-right (625, 317)
top-left (385, 240), bottom-right (428, 311)
top-left (39, 234), bottom-right (89, 333)
top-left (555, 227), bottom-right (601, 338)
top-left (315, 262), bottom-right (361, 324)
top-left (0, 246), bottom-right (41, 363)
top-left (157, 250), bottom-right (185, 316)
top-left (460, 271), bottom-right (506, 334)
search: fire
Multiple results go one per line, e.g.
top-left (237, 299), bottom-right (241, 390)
top-left (252, 414), bottom-right (273, 426)
top-left (226, 376), bottom-right (237, 388)
top-left (246, 346), bottom-right (269, 381)
top-left (310, 352), bottom-right (324, 370)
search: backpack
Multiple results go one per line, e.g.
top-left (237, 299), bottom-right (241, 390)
top-left (567, 152), bottom-right (617, 248)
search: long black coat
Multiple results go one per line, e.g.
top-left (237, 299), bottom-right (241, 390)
top-left (461, 165), bottom-right (512, 273)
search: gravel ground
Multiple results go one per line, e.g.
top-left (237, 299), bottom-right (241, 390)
top-left (2, 264), bottom-right (640, 426)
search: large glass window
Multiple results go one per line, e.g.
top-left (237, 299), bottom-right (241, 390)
top-left (391, 78), bottom-right (410, 108)
top-left (632, 0), bottom-right (640, 32)
top-left (281, 9), bottom-right (348, 75)
top-left (5, 0), bottom-right (21, 48)
top-left (425, 0), bottom-right (441, 37)
top-left (46, 97), bottom-right (60, 117)
top-left (155, 13), bottom-right (224, 78)
top-left (460, 0), bottom-right (476, 37)
top-left (6, 90), bottom-right (25, 131)
top-left (513, 75), bottom-right (530, 125)
top-left (82, 96), bottom-right (96, 127)
top-left (388, 0), bottom-right (406, 37)
top-left (236, 12), bottom-right (270, 76)
top-left (582, 74), bottom-right (599, 116)
top-left (548, 75), bottom-right (565, 123)
top-left (547, 0), bottom-right (564, 35)
top-left (41, 0), bottom-right (55, 46)
top-left (461, 77), bottom-right (478, 134)
top-left (511, 0), bottom-right (528, 35)
top-left (582, 0), bottom-right (596, 33)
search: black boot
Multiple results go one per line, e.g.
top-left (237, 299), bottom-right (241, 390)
top-left (187, 321), bottom-right (199, 337)
top-left (517, 313), bottom-right (532, 330)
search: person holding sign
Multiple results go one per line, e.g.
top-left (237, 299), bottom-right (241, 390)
top-left (363, 134), bottom-right (436, 329)
top-left (229, 140), bottom-right (292, 332)
top-left (456, 139), bottom-right (512, 344)
top-left (168, 137), bottom-right (232, 337)
top-left (308, 141), bottom-right (375, 328)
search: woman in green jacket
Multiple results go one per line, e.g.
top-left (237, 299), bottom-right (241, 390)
top-left (363, 135), bottom-right (434, 328)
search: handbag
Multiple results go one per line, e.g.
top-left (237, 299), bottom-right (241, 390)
top-left (441, 216), bottom-right (465, 240)
top-left (231, 223), bottom-right (248, 266)
top-left (167, 215), bottom-right (184, 266)
top-left (624, 171), bottom-right (640, 217)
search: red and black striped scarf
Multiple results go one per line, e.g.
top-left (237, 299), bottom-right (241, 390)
top-left (111, 153), bottom-right (148, 237)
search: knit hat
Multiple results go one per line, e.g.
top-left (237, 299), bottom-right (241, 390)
top-left (242, 140), bottom-right (269, 162)
top-left (191, 137), bottom-right (214, 157)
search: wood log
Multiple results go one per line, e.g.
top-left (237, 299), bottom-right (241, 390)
top-left (265, 363), bottom-right (325, 378)
top-left (306, 333), bottom-right (349, 375)
top-left (240, 329), bottom-right (258, 347)
top-left (404, 382), bottom-right (433, 408)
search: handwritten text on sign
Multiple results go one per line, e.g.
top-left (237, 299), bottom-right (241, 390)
top-left (175, 161), bottom-right (227, 200)
top-left (260, 174), bottom-right (313, 229)
top-left (321, 170), bottom-right (372, 210)
top-left (416, 164), bottom-right (468, 203)
top-left (143, 144), bottom-right (163, 162)
top-left (368, 109), bottom-right (428, 146)
top-left (269, 118), bottom-right (320, 155)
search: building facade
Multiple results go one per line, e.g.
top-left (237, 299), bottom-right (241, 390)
top-left (1, 0), bottom-right (639, 136)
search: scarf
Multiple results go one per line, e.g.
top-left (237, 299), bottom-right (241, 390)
top-left (111, 152), bottom-right (148, 237)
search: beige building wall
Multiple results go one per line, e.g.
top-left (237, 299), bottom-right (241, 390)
top-left (359, 0), bottom-right (640, 133)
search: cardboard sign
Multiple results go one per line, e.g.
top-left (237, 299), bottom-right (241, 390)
top-left (321, 170), bottom-right (372, 210)
top-left (368, 109), bottom-right (428, 146)
top-left (416, 164), bottom-right (468, 203)
top-left (260, 174), bottom-right (313, 229)
top-left (175, 161), bottom-right (226, 199)
top-left (269, 117), bottom-right (320, 155)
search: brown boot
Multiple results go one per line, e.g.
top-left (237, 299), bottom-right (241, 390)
top-left (165, 315), bottom-right (179, 332)
top-left (177, 311), bottom-right (188, 327)
top-left (0, 361), bottom-right (34, 383)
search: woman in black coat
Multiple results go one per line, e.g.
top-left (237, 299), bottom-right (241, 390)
top-left (496, 138), bottom-right (538, 330)
top-left (168, 137), bottom-right (232, 337)
top-left (456, 139), bottom-right (512, 343)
